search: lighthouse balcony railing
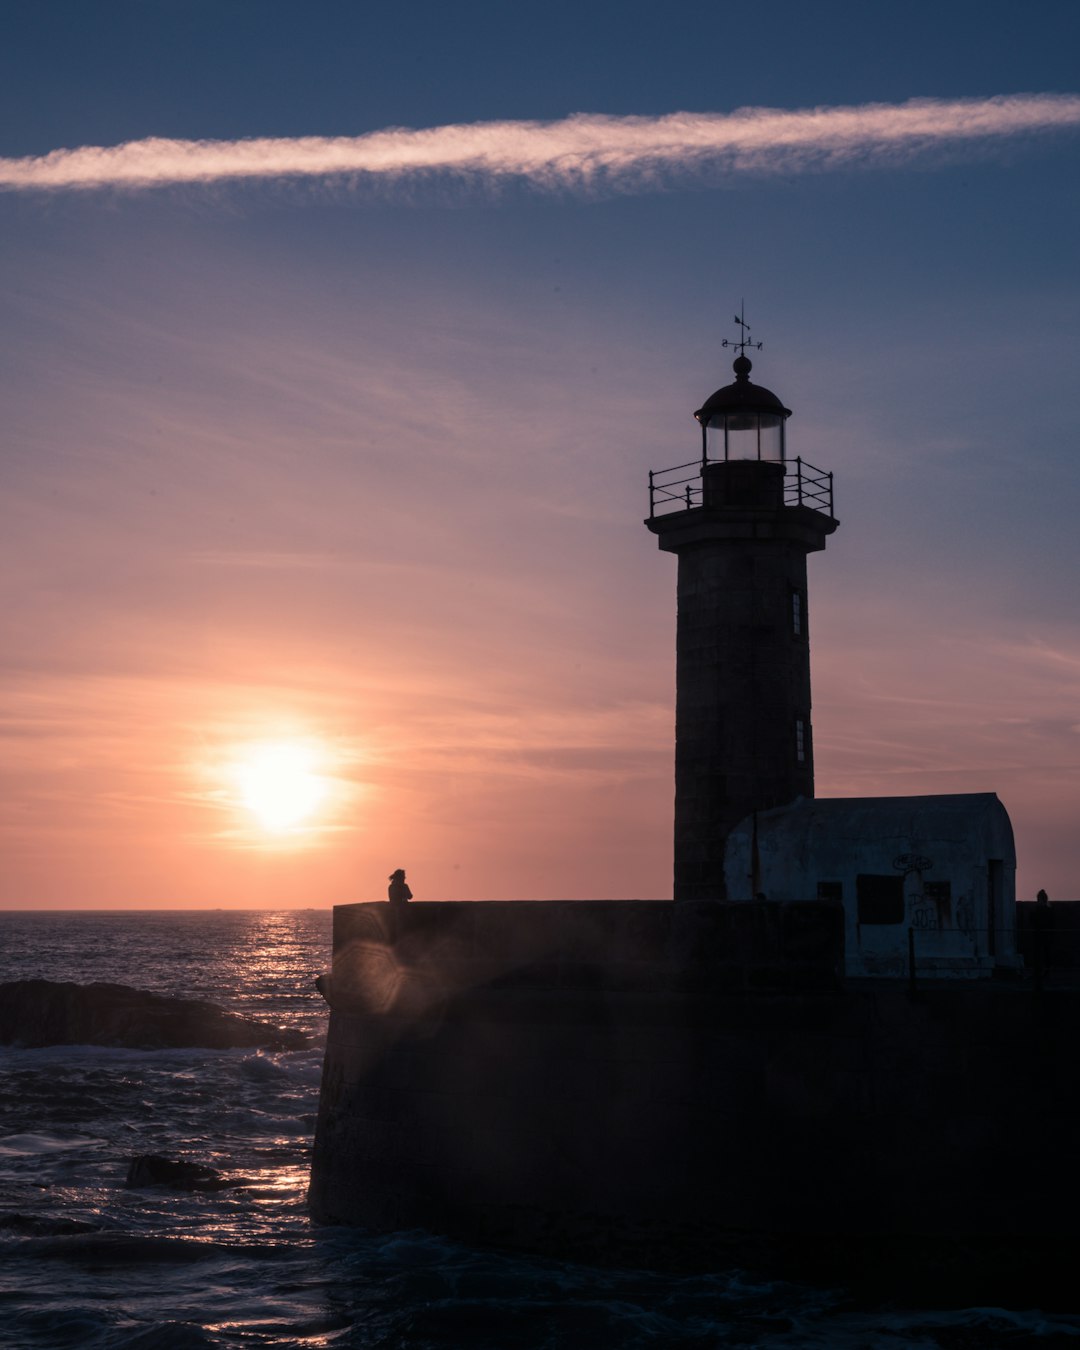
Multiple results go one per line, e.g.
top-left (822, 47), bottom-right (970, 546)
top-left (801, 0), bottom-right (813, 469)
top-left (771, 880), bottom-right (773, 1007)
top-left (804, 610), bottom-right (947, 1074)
top-left (647, 457), bottom-right (834, 519)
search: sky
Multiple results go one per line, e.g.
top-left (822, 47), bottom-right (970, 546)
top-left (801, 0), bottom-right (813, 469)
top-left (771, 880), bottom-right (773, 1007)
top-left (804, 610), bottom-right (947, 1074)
top-left (2, 0), bottom-right (1079, 907)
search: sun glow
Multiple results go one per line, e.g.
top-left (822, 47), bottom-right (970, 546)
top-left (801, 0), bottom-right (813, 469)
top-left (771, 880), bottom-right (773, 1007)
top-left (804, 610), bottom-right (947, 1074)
top-left (234, 742), bottom-right (329, 832)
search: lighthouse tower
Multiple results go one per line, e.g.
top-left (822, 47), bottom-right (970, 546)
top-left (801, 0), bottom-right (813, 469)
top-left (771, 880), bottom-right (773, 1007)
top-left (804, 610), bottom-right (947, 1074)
top-left (646, 325), bottom-right (838, 901)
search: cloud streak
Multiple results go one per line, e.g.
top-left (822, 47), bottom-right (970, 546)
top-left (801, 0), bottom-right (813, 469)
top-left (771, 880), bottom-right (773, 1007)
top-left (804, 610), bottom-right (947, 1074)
top-left (2, 94), bottom-right (1078, 194)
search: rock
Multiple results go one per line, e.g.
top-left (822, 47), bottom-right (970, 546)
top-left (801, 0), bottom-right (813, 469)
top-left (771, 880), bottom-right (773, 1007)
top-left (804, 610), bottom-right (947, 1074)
top-left (0, 980), bottom-right (308, 1051)
top-left (124, 1155), bottom-right (249, 1192)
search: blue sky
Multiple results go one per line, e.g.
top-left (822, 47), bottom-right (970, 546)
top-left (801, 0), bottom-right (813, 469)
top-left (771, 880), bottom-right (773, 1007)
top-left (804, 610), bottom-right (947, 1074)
top-left (5, 1), bottom-right (1080, 144)
top-left (1, 1), bottom-right (1078, 905)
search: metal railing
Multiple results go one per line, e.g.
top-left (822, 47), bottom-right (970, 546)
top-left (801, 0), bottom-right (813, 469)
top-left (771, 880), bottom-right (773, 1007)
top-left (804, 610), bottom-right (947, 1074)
top-left (904, 925), bottom-right (1041, 994)
top-left (647, 456), bottom-right (834, 519)
top-left (648, 460), bottom-right (703, 514)
top-left (788, 458), bottom-right (834, 514)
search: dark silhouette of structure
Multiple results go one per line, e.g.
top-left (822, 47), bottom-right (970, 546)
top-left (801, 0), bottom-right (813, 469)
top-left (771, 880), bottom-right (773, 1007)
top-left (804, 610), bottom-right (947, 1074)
top-left (646, 334), bottom-right (1016, 974)
top-left (310, 330), bottom-right (1059, 1289)
top-left (646, 346), bottom-right (836, 900)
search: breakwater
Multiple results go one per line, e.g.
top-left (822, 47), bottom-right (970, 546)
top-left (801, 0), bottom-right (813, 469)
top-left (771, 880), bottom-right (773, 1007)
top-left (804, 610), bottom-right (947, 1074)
top-left (310, 900), bottom-right (1080, 1271)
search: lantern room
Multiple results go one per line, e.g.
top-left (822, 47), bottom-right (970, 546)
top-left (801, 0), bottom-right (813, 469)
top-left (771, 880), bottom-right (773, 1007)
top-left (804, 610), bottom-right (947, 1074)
top-left (694, 353), bottom-right (791, 465)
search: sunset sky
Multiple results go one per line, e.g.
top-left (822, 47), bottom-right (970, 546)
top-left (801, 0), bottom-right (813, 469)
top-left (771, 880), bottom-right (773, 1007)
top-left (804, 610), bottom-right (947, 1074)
top-left (2, 0), bottom-right (1079, 907)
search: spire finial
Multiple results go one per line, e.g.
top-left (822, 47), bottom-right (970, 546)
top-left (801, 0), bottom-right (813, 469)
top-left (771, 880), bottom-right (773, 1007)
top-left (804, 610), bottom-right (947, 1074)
top-left (721, 302), bottom-right (763, 374)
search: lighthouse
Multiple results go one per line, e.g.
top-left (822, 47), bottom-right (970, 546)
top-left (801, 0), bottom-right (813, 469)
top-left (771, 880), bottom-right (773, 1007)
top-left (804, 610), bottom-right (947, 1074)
top-left (646, 324), bottom-right (838, 901)
top-left (309, 317), bottom-right (1029, 1261)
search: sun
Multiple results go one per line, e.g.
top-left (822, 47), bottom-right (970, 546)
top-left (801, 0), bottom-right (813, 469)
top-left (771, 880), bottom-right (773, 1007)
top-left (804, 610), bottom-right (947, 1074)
top-left (234, 742), bottom-right (328, 832)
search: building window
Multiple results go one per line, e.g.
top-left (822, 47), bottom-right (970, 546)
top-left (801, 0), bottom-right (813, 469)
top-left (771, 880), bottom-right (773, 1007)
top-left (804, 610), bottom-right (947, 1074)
top-left (795, 717), bottom-right (807, 764)
top-left (817, 881), bottom-right (843, 904)
top-left (792, 589), bottom-right (804, 637)
top-left (856, 874), bottom-right (905, 925)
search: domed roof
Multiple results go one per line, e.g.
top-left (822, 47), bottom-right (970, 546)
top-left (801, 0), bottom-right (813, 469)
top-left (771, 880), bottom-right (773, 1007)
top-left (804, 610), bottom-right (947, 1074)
top-left (694, 355), bottom-right (792, 426)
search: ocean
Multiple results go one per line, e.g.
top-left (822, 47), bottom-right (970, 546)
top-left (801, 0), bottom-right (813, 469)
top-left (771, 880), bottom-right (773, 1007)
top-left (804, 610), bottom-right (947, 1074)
top-left (1, 909), bottom-right (1078, 1349)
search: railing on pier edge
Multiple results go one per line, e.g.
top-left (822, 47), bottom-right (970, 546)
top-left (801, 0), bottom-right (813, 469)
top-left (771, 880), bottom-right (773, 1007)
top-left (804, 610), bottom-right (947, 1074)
top-left (903, 925), bottom-right (1076, 995)
top-left (647, 456), bottom-right (834, 519)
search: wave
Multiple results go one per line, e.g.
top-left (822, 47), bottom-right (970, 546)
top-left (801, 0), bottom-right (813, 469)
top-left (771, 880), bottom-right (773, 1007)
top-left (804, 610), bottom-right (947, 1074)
top-left (238, 1050), bottom-right (293, 1082)
top-left (5, 1230), bottom-right (228, 1265)
top-left (0, 1212), bottom-right (103, 1236)
top-left (0, 1131), bottom-right (108, 1157)
top-left (108, 1324), bottom-right (219, 1350)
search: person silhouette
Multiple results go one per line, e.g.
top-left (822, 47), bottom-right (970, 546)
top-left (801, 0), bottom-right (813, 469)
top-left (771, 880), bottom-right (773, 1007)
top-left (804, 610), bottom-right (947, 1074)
top-left (1032, 888), bottom-right (1051, 989)
top-left (388, 869), bottom-right (412, 906)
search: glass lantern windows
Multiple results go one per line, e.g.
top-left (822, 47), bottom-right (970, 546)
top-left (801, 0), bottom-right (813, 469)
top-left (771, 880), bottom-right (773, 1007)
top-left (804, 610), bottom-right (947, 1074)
top-left (703, 409), bottom-right (786, 464)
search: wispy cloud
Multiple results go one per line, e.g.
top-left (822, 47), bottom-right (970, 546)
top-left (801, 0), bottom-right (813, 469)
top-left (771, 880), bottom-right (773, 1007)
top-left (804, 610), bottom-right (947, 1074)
top-left (3, 94), bottom-right (1078, 194)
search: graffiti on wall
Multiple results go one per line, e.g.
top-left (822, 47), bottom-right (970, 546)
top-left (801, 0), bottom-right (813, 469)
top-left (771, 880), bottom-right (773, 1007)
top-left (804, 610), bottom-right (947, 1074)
top-left (892, 853), bottom-right (933, 875)
top-left (894, 853), bottom-right (935, 928)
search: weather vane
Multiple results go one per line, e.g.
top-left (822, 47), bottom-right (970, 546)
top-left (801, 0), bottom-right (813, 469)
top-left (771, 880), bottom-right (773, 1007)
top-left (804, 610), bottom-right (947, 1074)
top-left (721, 303), bottom-right (763, 358)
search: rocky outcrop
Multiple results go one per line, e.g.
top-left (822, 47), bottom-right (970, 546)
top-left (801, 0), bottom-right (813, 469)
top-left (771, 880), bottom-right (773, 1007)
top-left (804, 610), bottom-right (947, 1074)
top-left (124, 1155), bottom-right (250, 1191)
top-left (0, 980), bottom-right (308, 1050)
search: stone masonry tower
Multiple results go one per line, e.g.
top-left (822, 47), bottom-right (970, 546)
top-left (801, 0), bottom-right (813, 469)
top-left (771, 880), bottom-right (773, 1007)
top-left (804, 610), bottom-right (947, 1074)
top-left (646, 334), bottom-right (838, 901)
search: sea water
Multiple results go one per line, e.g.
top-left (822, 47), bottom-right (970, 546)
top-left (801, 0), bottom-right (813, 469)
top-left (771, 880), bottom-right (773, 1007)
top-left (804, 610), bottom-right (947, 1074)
top-left (0, 910), bottom-right (1078, 1349)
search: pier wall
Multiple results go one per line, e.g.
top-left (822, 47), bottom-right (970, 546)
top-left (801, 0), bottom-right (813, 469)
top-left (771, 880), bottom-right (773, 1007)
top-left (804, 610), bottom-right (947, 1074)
top-left (309, 901), bottom-right (1080, 1265)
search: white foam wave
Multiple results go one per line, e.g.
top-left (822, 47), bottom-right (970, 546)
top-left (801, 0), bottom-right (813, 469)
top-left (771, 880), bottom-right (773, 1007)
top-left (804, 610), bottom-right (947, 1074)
top-left (0, 1131), bottom-right (107, 1156)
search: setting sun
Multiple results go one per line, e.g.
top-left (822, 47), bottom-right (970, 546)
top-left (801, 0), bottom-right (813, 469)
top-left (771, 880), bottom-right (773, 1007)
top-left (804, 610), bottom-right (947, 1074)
top-left (235, 742), bottom-right (328, 832)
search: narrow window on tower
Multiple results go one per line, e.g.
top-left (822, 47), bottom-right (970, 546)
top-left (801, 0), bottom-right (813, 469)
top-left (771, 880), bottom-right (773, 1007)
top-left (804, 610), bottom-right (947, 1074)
top-left (791, 588), bottom-right (804, 637)
top-left (795, 717), bottom-right (806, 763)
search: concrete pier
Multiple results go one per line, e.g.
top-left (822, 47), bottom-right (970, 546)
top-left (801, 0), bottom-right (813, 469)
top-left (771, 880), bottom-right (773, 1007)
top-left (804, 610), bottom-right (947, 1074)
top-left (309, 900), bottom-right (1080, 1267)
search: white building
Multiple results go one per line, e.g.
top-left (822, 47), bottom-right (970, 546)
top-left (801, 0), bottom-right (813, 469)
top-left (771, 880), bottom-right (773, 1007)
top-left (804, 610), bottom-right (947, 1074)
top-left (723, 792), bottom-right (1018, 978)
